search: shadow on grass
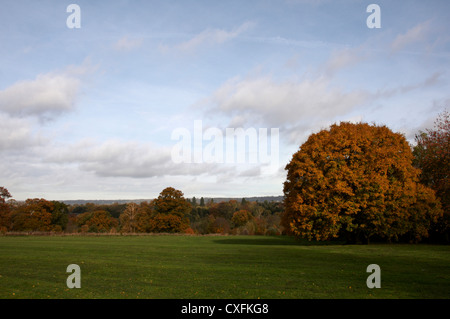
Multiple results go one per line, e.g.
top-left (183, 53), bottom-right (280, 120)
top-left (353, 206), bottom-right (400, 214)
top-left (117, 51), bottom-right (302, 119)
top-left (212, 236), bottom-right (346, 246)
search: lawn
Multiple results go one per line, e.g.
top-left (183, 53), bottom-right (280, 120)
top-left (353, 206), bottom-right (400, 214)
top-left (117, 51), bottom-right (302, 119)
top-left (0, 235), bottom-right (448, 299)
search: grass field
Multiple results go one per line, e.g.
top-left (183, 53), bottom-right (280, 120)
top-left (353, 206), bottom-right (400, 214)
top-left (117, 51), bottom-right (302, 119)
top-left (0, 235), bottom-right (449, 299)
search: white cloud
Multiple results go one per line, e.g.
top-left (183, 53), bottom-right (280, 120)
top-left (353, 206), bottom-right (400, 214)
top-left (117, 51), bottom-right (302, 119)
top-left (391, 21), bottom-right (431, 52)
top-left (44, 139), bottom-right (240, 179)
top-left (160, 21), bottom-right (255, 53)
top-left (0, 113), bottom-right (40, 150)
top-left (402, 99), bottom-right (449, 142)
top-left (0, 64), bottom-right (91, 120)
top-left (323, 46), bottom-right (367, 75)
top-left (113, 36), bottom-right (144, 52)
top-left (45, 139), bottom-right (169, 178)
top-left (373, 72), bottom-right (442, 98)
top-left (0, 73), bottom-right (79, 119)
top-left (201, 75), bottom-right (367, 132)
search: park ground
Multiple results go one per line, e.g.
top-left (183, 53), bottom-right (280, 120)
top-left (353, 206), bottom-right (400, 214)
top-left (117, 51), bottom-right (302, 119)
top-left (0, 235), bottom-right (449, 299)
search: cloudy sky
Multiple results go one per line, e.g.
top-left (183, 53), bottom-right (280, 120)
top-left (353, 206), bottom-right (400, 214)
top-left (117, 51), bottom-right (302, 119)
top-left (1, 0), bottom-right (449, 201)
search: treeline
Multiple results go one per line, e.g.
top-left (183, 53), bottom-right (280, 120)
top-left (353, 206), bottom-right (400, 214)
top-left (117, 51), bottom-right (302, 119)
top-left (0, 186), bottom-right (283, 235)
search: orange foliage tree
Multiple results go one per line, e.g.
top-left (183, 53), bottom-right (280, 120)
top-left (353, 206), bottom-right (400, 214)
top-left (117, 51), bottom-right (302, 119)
top-left (77, 210), bottom-right (118, 233)
top-left (147, 213), bottom-right (188, 233)
top-left (282, 122), bottom-right (442, 243)
top-left (153, 187), bottom-right (192, 217)
top-left (231, 210), bottom-right (253, 227)
top-left (134, 201), bottom-right (155, 232)
top-left (11, 198), bottom-right (55, 232)
top-left (150, 187), bottom-right (191, 232)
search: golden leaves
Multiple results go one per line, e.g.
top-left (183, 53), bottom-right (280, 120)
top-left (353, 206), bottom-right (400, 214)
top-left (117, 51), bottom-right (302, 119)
top-left (283, 122), bottom-right (443, 242)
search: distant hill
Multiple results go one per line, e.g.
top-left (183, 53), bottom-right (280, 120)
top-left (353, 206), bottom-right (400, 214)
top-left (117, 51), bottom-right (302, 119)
top-left (62, 195), bottom-right (284, 206)
top-left (203, 196), bottom-right (284, 203)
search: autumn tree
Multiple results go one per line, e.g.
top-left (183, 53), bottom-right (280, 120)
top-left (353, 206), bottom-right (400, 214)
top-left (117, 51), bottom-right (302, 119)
top-left (148, 213), bottom-right (190, 233)
top-left (283, 122), bottom-right (442, 243)
top-left (120, 202), bottom-right (140, 233)
top-left (134, 201), bottom-right (155, 232)
top-left (153, 187), bottom-right (191, 217)
top-left (209, 200), bottom-right (238, 220)
top-left (231, 210), bottom-right (253, 227)
top-left (151, 187), bottom-right (191, 232)
top-left (209, 216), bottom-right (231, 234)
top-left (11, 199), bottom-right (54, 232)
top-left (77, 210), bottom-right (118, 233)
top-left (0, 187), bottom-right (11, 203)
top-left (0, 187), bottom-right (12, 231)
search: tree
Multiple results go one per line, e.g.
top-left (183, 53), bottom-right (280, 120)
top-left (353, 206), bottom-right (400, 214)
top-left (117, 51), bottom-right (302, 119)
top-left (413, 111), bottom-right (449, 241)
top-left (0, 187), bottom-right (12, 231)
top-left (134, 201), bottom-right (155, 233)
top-left (88, 210), bottom-right (118, 233)
top-left (120, 202), bottom-right (140, 233)
top-left (148, 213), bottom-right (189, 233)
top-left (104, 203), bottom-right (127, 219)
top-left (153, 187), bottom-right (191, 217)
top-left (413, 111), bottom-right (449, 212)
top-left (51, 201), bottom-right (69, 231)
top-left (231, 210), bottom-right (253, 227)
top-left (11, 198), bottom-right (54, 232)
top-left (77, 210), bottom-right (118, 233)
top-left (209, 200), bottom-right (238, 220)
top-left (151, 187), bottom-right (191, 233)
top-left (282, 122), bottom-right (442, 243)
top-left (0, 187), bottom-right (11, 203)
top-left (209, 216), bottom-right (230, 234)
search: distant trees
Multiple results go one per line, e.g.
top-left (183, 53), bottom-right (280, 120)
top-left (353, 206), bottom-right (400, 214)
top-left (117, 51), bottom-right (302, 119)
top-left (51, 201), bottom-right (69, 231)
top-left (0, 194), bottom-right (70, 232)
top-left (209, 200), bottom-right (238, 220)
top-left (231, 210), bottom-right (253, 227)
top-left (283, 122), bottom-right (443, 243)
top-left (71, 187), bottom-right (193, 234)
top-left (0, 184), bottom-right (285, 235)
top-left (147, 213), bottom-right (189, 233)
top-left (77, 210), bottom-right (118, 233)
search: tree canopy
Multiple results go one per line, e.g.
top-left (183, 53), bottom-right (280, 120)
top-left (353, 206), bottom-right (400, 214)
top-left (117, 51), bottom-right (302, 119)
top-left (153, 187), bottom-right (191, 218)
top-left (282, 122), bottom-right (442, 243)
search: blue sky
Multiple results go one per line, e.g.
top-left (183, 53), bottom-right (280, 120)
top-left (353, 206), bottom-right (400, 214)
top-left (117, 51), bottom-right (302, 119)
top-left (1, 0), bottom-right (449, 200)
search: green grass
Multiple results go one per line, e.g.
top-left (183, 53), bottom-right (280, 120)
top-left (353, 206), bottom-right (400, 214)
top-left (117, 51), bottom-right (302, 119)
top-left (0, 235), bottom-right (449, 299)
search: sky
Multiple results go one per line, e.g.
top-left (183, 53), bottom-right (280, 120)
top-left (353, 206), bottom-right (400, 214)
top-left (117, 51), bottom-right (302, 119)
top-left (0, 0), bottom-right (449, 201)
